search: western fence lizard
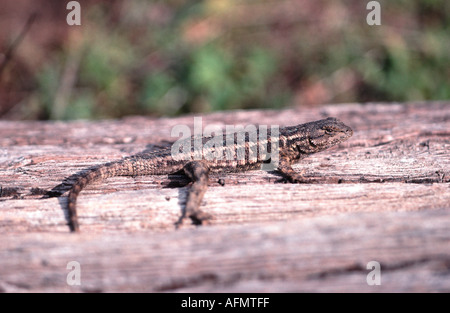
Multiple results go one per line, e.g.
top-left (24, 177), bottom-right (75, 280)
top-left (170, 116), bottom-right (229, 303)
top-left (67, 117), bottom-right (353, 232)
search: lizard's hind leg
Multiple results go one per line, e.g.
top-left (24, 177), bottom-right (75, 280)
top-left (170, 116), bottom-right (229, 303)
top-left (176, 161), bottom-right (213, 227)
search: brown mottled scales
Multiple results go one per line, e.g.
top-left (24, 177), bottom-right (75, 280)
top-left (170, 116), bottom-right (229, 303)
top-left (67, 117), bottom-right (353, 232)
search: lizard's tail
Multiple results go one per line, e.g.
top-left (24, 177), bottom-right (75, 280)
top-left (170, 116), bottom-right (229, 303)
top-left (67, 161), bottom-right (131, 232)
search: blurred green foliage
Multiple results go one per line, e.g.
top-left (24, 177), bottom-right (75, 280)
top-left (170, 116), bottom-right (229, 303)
top-left (3, 0), bottom-right (450, 119)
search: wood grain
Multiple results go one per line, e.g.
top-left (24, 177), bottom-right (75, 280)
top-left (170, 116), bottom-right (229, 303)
top-left (0, 101), bottom-right (449, 292)
top-left (1, 209), bottom-right (449, 292)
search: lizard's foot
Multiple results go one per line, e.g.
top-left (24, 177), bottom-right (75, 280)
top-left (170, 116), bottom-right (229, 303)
top-left (175, 210), bottom-right (213, 228)
top-left (287, 174), bottom-right (308, 184)
top-left (280, 168), bottom-right (308, 184)
top-left (189, 210), bottom-right (214, 225)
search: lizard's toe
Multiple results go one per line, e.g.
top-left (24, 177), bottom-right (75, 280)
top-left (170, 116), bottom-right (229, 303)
top-left (189, 210), bottom-right (213, 225)
top-left (175, 210), bottom-right (213, 228)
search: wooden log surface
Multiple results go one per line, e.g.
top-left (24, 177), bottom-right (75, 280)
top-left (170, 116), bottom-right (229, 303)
top-left (0, 101), bottom-right (449, 292)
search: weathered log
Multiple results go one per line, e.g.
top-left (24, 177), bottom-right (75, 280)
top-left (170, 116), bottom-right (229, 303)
top-left (0, 209), bottom-right (449, 292)
top-left (0, 101), bottom-right (449, 292)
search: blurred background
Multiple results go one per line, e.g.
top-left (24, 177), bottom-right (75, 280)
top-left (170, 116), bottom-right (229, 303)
top-left (0, 0), bottom-right (449, 120)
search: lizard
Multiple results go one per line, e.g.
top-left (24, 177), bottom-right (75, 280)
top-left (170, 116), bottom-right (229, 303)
top-left (66, 117), bottom-right (353, 232)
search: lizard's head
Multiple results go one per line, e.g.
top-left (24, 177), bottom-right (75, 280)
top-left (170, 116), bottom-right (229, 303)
top-left (282, 117), bottom-right (353, 157)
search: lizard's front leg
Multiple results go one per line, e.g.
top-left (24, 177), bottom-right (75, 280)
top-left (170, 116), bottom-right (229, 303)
top-left (176, 160), bottom-right (212, 227)
top-left (277, 157), bottom-right (307, 183)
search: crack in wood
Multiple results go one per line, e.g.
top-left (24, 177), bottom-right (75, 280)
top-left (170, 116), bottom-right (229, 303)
top-left (307, 256), bottom-right (450, 280)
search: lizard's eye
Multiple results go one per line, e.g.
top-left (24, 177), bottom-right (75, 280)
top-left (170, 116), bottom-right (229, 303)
top-left (323, 127), bottom-right (333, 135)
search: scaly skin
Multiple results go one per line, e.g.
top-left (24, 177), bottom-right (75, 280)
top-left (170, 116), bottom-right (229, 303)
top-left (67, 117), bottom-right (353, 232)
